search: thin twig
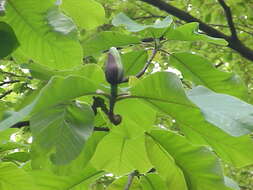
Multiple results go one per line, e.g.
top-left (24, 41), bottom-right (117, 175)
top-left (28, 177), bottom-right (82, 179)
top-left (0, 90), bottom-right (13, 99)
top-left (0, 70), bottom-right (32, 79)
top-left (209, 24), bottom-right (253, 36)
top-left (217, 0), bottom-right (238, 40)
top-left (121, 48), bottom-right (159, 83)
top-left (124, 171), bottom-right (138, 190)
top-left (0, 80), bottom-right (20, 86)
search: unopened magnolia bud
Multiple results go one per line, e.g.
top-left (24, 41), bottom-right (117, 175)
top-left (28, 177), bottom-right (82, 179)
top-left (105, 47), bottom-right (124, 85)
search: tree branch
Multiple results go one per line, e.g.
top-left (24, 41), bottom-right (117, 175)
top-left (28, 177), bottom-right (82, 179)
top-left (0, 80), bottom-right (20, 86)
top-left (0, 69), bottom-right (32, 79)
top-left (10, 120), bottom-right (110, 132)
top-left (139, 0), bottom-right (253, 62)
top-left (0, 90), bottom-right (13, 99)
top-left (217, 0), bottom-right (238, 40)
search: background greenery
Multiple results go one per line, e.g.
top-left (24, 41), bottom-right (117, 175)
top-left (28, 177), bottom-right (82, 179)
top-left (0, 0), bottom-right (253, 189)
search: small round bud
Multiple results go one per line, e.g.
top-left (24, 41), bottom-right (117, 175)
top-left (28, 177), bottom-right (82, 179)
top-left (105, 47), bottom-right (124, 85)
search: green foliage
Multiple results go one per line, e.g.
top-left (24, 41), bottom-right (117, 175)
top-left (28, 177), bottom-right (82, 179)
top-left (0, 22), bottom-right (19, 58)
top-left (0, 0), bottom-right (253, 189)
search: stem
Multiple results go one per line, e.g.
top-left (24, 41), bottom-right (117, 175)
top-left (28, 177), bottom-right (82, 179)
top-left (109, 84), bottom-right (118, 115)
top-left (124, 171), bottom-right (138, 190)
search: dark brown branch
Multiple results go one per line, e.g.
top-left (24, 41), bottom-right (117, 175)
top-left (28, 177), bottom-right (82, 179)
top-left (0, 80), bottom-right (20, 86)
top-left (217, 0), bottom-right (238, 40)
top-left (139, 0), bottom-right (253, 62)
top-left (10, 120), bottom-right (110, 132)
top-left (0, 90), bottom-right (13, 99)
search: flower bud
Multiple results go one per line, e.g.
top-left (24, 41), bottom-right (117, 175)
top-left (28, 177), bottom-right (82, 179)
top-left (105, 47), bottom-right (124, 85)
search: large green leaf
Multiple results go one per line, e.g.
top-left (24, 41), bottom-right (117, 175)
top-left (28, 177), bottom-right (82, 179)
top-left (107, 176), bottom-right (142, 190)
top-left (91, 127), bottom-right (152, 176)
top-left (121, 50), bottom-right (148, 76)
top-left (4, 0), bottom-right (82, 69)
top-left (30, 165), bottom-right (104, 190)
top-left (145, 131), bottom-right (187, 190)
top-left (31, 131), bottom-right (107, 175)
top-left (0, 162), bottom-right (35, 190)
top-left (130, 72), bottom-right (253, 167)
top-left (0, 21), bottom-right (19, 58)
top-left (181, 121), bottom-right (253, 168)
top-left (188, 86), bottom-right (253, 136)
top-left (0, 74), bottom-right (101, 131)
top-left (115, 99), bottom-right (156, 136)
top-left (165, 22), bottom-right (228, 45)
top-left (82, 31), bottom-right (140, 56)
top-left (61, 0), bottom-right (105, 30)
top-left (169, 52), bottom-right (247, 99)
top-left (30, 103), bottom-right (94, 165)
top-left (22, 63), bottom-right (106, 82)
top-left (146, 130), bottom-right (233, 190)
top-left (140, 173), bottom-right (167, 190)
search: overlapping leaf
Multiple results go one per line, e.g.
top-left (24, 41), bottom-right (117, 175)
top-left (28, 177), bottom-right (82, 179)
top-left (165, 22), bottom-right (228, 45)
top-left (61, 0), bottom-right (105, 30)
top-left (30, 103), bottom-right (94, 165)
top-left (112, 13), bottom-right (172, 33)
top-left (112, 13), bottom-right (172, 38)
top-left (0, 162), bottom-right (35, 190)
top-left (4, 0), bottom-right (82, 69)
top-left (121, 50), bottom-right (148, 76)
top-left (130, 72), bottom-right (253, 167)
top-left (0, 70), bottom-right (103, 131)
top-left (169, 52), bottom-right (247, 99)
top-left (188, 86), bottom-right (253, 136)
top-left (30, 165), bottom-right (104, 190)
top-left (91, 127), bottom-right (152, 176)
top-left (82, 31), bottom-right (140, 56)
top-left (146, 130), bottom-right (234, 190)
top-left (0, 22), bottom-right (19, 58)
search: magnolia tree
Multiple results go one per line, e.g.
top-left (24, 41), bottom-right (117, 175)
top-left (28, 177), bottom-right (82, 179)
top-left (0, 0), bottom-right (253, 189)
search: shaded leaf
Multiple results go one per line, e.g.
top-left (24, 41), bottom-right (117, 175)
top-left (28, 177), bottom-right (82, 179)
top-left (30, 103), bottom-right (94, 165)
top-left (122, 50), bottom-right (148, 76)
top-left (4, 0), bottom-right (82, 69)
top-left (0, 74), bottom-right (100, 131)
top-left (0, 22), bottom-right (19, 58)
top-left (82, 31), bottom-right (140, 56)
